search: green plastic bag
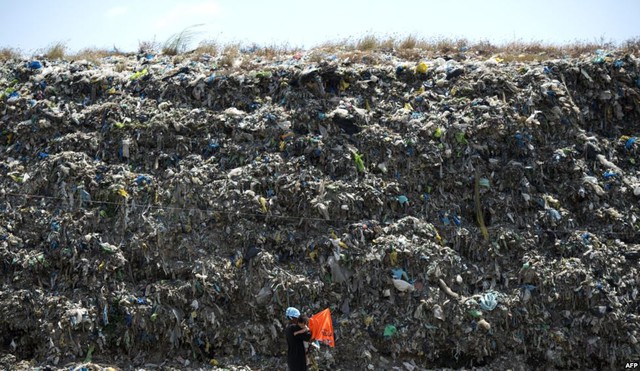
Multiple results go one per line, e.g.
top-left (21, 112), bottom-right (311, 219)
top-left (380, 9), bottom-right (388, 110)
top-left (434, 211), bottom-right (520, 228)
top-left (383, 324), bottom-right (397, 337)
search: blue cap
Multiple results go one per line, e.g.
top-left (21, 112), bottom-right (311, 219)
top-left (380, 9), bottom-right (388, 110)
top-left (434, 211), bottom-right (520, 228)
top-left (285, 307), bottom-right (300, 319)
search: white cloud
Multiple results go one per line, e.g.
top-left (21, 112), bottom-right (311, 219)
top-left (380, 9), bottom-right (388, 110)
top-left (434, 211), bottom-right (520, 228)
top-left (106, 6), bottom-right (128, 18)
top-left (153, 2), bottom-right (221, 28)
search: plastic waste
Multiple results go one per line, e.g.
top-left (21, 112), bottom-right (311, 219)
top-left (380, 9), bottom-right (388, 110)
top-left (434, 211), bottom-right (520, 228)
top-left (383, 325), bottom-right (397, 338)
top-left (415, 61), bottom-right (428, 74)
top-left (28, 60), bottom-right (42, 69)
top-left (0, 42), bottom-right (637, 371)
top-left (392, 279), bottom-right (414, 292)
top-left (479, 292), bottom-right (498, 311)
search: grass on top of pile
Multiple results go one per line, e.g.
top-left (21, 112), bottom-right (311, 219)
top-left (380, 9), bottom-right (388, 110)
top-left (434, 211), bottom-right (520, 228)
top-left (3, 34), bottom-right (638, 67)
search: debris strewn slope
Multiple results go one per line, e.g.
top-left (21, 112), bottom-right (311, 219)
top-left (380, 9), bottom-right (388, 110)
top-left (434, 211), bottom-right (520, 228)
top-left (1, 49), bottom-right (639, 370)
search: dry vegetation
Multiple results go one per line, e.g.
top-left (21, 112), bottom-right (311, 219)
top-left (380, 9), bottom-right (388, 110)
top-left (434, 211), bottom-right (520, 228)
top-left (162, 25), bottom-right (203, 55)
top-left (621, 36), bottom-right (640, 54)
top-left (309, 35), bottom-right (636, 61)
top-left (2, 34), bottom-right (638, 67)
top-left (70, 47), bottom-right (125, 62)
top-left (194, 40), bottom-right (220, 56)
top-left (0, 47), bottom-right (21, 62)
top-left (43, 41), bottom-right (67, 60)
top-left (138, 39), bottom-right (160, 54)
top-left (251, 43), bottom-right (302, 60)
top-left (218, 43), bottom-right (241, 67)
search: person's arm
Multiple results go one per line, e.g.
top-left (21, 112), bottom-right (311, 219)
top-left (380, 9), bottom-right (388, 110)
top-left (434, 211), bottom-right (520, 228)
top-left (294, 325), bottom-right (312, 341)
top-left (293, 324), bottom-right (309, 336)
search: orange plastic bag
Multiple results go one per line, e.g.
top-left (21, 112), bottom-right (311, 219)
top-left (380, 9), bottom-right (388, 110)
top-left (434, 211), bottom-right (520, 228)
top-left (309, 308), bottom-right (335, 347)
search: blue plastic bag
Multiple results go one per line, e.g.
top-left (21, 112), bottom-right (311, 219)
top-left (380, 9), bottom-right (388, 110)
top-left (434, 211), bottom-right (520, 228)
top-left (28, 61), bottom-right (42, 69)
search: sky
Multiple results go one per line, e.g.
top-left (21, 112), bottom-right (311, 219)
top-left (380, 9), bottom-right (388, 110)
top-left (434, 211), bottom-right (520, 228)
top-left (0, 0), bottom-right (638, 54)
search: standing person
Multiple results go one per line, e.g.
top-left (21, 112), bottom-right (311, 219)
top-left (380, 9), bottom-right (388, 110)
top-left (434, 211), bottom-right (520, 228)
top-left (296, 315), bottom-right (320, 371)
top-left (295, 315), bottom-right (311, 367)
top-left (285, 307), bottom-right (311, 371)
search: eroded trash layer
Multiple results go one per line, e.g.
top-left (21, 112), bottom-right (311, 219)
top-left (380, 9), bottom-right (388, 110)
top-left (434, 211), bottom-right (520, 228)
top-left (1, 49), bottom-right (640, 370)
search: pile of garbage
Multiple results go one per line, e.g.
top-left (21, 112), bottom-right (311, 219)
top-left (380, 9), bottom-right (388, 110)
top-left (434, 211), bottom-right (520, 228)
top-left (1, 48), bottom-right (639, 370)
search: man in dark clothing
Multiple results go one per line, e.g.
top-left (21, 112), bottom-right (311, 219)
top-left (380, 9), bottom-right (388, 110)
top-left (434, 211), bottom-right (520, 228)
top-left (285, 307), bottom-right (311, 371)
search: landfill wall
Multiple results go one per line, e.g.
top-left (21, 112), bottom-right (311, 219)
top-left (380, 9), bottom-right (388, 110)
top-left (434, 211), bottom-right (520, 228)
top-left (1, 50), bottom-right (640, 370)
